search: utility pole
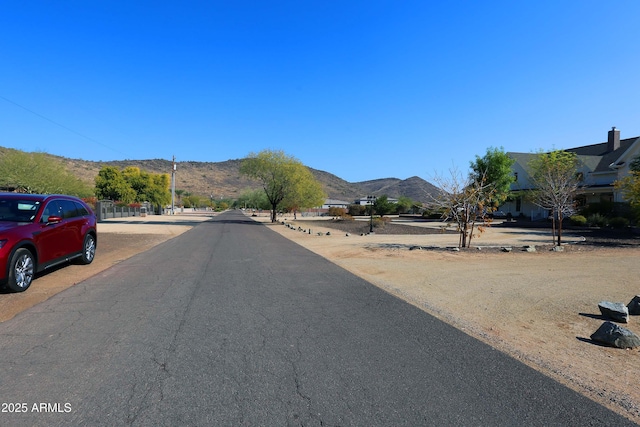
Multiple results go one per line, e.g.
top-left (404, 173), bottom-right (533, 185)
top-left (171, 155), bottom-right (176, 215)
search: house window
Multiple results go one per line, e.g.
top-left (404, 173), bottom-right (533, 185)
top-left (514, 172), bottom-right (518, 182)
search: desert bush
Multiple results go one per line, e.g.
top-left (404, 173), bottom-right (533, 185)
top-left (328, 207), bottom-right (347, 218)
top-left (348, 204), bottom-right (367, 216)
top-left (569, 215), bottom-right (587, 226)
top-left (609, 217), bottom-right (630, 229)
top-left (82, 197), bottom-right (97, 210)
top-left (372, 217), bottom-right (390, 229)
top-left (586, 213), bottom-right (607, 227)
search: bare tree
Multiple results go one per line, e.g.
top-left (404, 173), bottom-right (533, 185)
top-left (528, 150), bottom-right (580, 246)
top-left (428, 168), bottom-right (493, 248)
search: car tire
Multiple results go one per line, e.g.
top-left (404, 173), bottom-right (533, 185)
top-left (79, 234), bottom-right (96, 265)
top-left (7, 248), bottom-right (35, 292)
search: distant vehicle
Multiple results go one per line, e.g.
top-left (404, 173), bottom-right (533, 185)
top-left (491, 211), bottom-right (507, 219)
top-left (0, 193), bottom-right (97, 292)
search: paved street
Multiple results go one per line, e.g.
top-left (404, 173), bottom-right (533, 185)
top-left (0, 210), bottom-right (635, 426)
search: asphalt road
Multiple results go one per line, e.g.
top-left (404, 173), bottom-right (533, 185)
top-left (0, 210), bottom-right (635, 426)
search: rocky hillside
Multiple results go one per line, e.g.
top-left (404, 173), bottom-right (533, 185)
top-left (3, 147), bottom-right (441, 204)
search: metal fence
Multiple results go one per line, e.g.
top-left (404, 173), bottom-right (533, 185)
top-left (97, 201), bottom-right (155, 221)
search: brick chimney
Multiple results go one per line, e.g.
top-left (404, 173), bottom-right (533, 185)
top-left (607, 126), bottom-right (620, 152)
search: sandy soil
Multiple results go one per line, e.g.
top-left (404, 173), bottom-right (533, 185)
top-left (2, 212), bottom-right (639, 423)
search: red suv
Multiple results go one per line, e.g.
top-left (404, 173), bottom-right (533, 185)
top-left (0, 193), bottom-right (97, 292)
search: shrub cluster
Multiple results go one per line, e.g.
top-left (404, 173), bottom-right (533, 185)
top-left (609, 217), bottom-right (630, 229)
top-left (586, 213), bottom-right (607, 227)
top-left (569, 215), bottom-right (587, 226)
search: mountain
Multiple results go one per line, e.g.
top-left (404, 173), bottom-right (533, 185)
top-left (3, 148), bottom-right (440, 204)
top-left (354, 176), bottom-right (441, 203)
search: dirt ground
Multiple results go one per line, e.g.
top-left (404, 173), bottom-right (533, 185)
top-left (2, 213), bottom-right (640, 423)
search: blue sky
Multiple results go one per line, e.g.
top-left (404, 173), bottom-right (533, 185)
top-left (1, 1), bottom-right (639, 183)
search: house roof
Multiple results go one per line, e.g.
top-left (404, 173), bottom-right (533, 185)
top-left (324, 199), bottom-right (350, 205)
top-left (509, 136), bottom-right (640, 176)
top-left (565, 137), bottom-right (638, 173)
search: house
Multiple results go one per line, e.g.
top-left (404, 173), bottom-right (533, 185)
top-left (322, 199), bottom-right (351, 210)
top-left (352, 197), bottom-right (398, 205)
top-left (500, 127), bottom-right (640, 220)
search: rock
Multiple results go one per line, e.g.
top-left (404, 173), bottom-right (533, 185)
top-left (317, 232), bottom-right (323, 236)
top-left (628, 295), bottom-right (640, 315)
top-left (590, 321), bottom-right (640, 349)
top-left (501, 247), bottom-right (512, 252)
top-left (326, 232), bottom-right (331, 236)
top-left (451, 247), bottom-right (460, 252)
top-left (598, 301), bottom-right (629, 323)
top-left (345, 233), bottom-right (350, 237)
top-left (524, 245), bottom-right (536, 252)
top-left (551, 246), bottom-right (564, 252)
top-left (409, 246), bottom-right (422, 251)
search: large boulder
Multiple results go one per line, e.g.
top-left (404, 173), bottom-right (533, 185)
top-left (628, 295), bottom-right (640, 315)
top-left (598, 301), bottom-right (629, 323)
top-left (590, 321), bottom-right (640, 349)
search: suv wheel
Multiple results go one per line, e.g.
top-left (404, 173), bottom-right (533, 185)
top-left (8, 248), bottom-right (35, 292)
top-left (80, 234), bottom-right (96, 265)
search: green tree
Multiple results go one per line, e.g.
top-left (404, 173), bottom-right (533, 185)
top-left (281, 168), bottom-right (326, 219)
top-left (528, 150), bottom-right (580, 246)
top-left (175, 189), bottom-right (185, 206)
top-left (122, 166), bottom-right (149, 196)
top-left (240, 150), bottom-right (326, 222)
top-left (373, 195), bottom-right (396, 217)
top-left (145, 173), bottom-right (171, 210)
top-left (184, 194), bottom-right (201, 208)
top-left (96, 166), bottom-right (170, 210)
top-left (395, 196), bottom-right (415, 214)
top-left (470, 147), bottom-right (515, 210)
top-left (0, 150), bottom-right (92, 196)
top-left (121, 166), bottom-right (170, 207)
top-left (236, 188), bottom-right (270, 210)
top-left (95, 166), bottom-right (136, 203)
top-left (614, 154), bottom-right (640, 220)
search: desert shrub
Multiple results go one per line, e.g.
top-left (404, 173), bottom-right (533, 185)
top-left (422, 212), bottom-right (443, 219)
top-left (586, 213), bottom-right (607, 227)
top-left (348, 204), bottom-right (367, 216)
top-left (328, 207), bottom-right (347, 218)
top-left (633, 206), bottom-right (640, 225)
top-left (371, 216), bottom-right (390, 229)
top-left (82, 197), bottom-right (97, 210)
top-left (609, 217), bottom-right (630, 229)
top-left (580, 201), bottom-right (614, 217)
top-left (569, 215), bottom-right (587, 226)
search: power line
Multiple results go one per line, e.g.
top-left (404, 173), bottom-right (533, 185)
top-left (0, 94), bottom-right (128, 157)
